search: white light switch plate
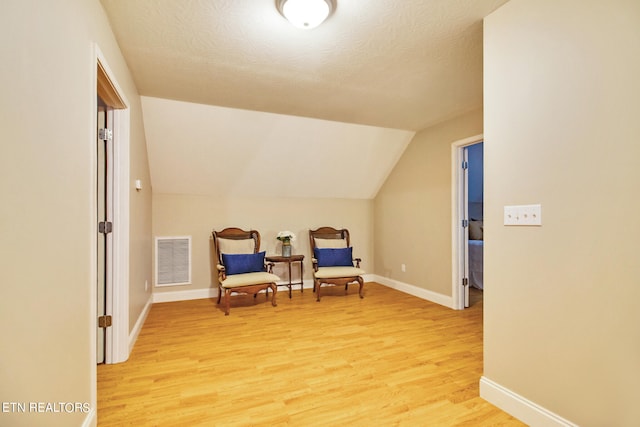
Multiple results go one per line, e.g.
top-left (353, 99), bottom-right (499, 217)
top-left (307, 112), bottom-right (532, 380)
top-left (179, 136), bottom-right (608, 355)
top-left (504, 204), bottom-right (542, 226)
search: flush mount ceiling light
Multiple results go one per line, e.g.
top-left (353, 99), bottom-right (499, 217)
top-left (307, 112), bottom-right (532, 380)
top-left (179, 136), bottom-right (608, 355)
top-left (276, 0), bottom-right (335, 29)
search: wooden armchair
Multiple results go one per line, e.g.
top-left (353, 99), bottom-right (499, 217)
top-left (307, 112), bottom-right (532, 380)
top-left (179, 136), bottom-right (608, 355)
top-left (212, 227), bottom-right (279, 315)
top-left (309, 227), bottom-right (365, 301)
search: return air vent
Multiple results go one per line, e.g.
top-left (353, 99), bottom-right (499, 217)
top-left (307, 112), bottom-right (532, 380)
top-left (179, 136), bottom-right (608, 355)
top-left (155, 236), bottom-right (191, 286)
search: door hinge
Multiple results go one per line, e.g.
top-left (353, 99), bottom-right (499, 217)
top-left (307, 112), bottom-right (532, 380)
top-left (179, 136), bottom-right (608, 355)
top-left (462, 219), bottom-right (469, 228)
top-left (462, 277), bottom-right (469, 287)
top-left (98, 128), bottom-right (113, 141)
top-left (98, 315), bottom-right (112, 328)
top-left (462, 161), bottom-right (468, 170)
top-left (98, 221), bottom-right (113, 234)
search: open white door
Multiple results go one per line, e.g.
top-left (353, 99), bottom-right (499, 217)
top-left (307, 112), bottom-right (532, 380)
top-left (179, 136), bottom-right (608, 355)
top-left (451, 135), bottom-right (483, 309)
top-left (462, 147), bottom-right (470, 308)
top-left (96, 99), bottom-right (114, 363)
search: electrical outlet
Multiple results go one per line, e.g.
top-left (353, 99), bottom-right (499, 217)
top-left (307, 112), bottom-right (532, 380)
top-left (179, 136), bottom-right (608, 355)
top-left (401, 264), bottom-right (406, 272)
top-left (145, 280), bottom-right (148, 291)
top-left (504, 204), bottom-right (542, 226)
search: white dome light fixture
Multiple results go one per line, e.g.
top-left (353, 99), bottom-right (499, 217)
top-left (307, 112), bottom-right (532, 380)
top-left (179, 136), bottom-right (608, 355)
top-left (276, 0), bottom-right (335, 29)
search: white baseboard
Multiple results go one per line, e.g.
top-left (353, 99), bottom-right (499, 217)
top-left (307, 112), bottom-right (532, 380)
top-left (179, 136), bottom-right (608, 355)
top-left (370, 274), bottom-right (454, 308)
top-left (276, 278), bottom-right (315, 290)
top-left (128, 295), bottom-right (153, 356)
top-left (150, 276), bottom-right (450, 307)
top-left (152, 287), bottom-right (217, 303)
top-left (362, 273), bottom-right (377, 285)
top-left (480, 376), bottom-right (577, 427)
top-left (81, 407), bottom-right (96, 427)
top-left (152, 281), bottom-right (318, 303)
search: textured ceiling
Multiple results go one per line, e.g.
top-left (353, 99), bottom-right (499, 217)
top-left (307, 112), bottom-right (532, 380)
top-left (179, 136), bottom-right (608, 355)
top-left (101, 0), bottom-right (508, 131)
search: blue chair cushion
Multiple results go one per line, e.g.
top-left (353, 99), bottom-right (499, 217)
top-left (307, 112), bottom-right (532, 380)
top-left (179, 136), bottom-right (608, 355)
top-left (222, 251), bottom-right (266, 275)
top-left (314, 247), bottom-right (353, 267)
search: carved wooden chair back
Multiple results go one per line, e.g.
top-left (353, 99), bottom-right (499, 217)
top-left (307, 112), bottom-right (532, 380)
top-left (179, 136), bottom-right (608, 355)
top-left (213, 227), bottom-right (260, 266)
top-left (309, 226), bottom-right (350, 252)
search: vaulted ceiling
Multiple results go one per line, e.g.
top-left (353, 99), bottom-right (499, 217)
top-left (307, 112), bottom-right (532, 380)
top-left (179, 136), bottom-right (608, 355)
top-left (141, 96), bottom-right (414, 198)
top-left (100, 0), bottom-right (507, 198)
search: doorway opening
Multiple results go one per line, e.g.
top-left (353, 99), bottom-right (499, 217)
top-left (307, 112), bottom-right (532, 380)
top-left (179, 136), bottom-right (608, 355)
top-left (451, 134), bottom-right (483, 309)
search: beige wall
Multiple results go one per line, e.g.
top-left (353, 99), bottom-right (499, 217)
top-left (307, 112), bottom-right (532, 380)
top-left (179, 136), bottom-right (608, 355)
top-left (484, 0), bottom-right (640, 425)
top-left (0, 1), bottom-right (151, 426)
top-left (129, 123), bottom-right (154, 331)
top-left (152, 194), bottom-right (373, 294)
top-left (373, 109), bottom-right (483, 297)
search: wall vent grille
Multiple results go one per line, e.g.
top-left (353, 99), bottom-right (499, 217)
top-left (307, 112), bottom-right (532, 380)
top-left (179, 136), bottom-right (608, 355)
top-left (155, 236), bottom-right (191, 286)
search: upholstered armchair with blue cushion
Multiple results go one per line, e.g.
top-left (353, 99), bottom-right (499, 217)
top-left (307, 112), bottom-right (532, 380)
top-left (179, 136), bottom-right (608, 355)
top-left (212, 227), bottom-right (280, 315)
top-left (309, 226), bottom-right (365, 302)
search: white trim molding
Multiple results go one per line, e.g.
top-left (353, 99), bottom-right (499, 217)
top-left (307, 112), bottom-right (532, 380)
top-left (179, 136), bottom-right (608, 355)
top-left (151, 276), bottom-right (451, 305)
top-left (370, 274), bottom-right (454, 308)
top-left (81, 408), bottom-right (97, 427)
top-left (451, 134), bottom-right (484, 310)
top-left (129, 295), bottom-right (153, 355)
top-left (95, 45), bottom-right (131, 365)
top-left (153, 287), bottom-right (217, 303)
top-left (152, 277), bottom-right (379, 303)
top-left (480, 377), bottom-right (578, 427)
top-left (151, 276), bottom-right (454, 306)
top-left (276, 278), bottom-right (313, 289)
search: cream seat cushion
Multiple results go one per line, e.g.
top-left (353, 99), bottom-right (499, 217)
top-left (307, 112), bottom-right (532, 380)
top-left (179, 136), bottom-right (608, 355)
top-left (221, 271), bottom-right (280, 289)
top-left (314, 266), bottom-right (365, 279)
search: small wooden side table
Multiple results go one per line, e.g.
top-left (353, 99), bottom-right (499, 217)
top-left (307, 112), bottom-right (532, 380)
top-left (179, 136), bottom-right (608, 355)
top-left (265, 254), bottom-right (304, 298)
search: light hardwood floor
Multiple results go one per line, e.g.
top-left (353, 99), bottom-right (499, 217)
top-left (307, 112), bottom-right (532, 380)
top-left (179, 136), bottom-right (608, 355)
top-left (98, 283), bottom-right (522, 426)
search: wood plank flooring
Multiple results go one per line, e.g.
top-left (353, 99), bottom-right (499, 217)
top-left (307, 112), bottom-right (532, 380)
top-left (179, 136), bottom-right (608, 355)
top-left (98, 283), bottom-right (523, 426)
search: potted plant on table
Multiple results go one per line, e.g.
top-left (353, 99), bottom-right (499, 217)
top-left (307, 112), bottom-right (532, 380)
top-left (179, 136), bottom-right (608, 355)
top-left (276, 231), bottom-right (296, 257)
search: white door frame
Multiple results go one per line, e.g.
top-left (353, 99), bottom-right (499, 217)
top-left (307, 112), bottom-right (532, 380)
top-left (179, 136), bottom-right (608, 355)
top-left (93, 45), bottom-right (131, 365)
top-left (96, 102), bottom-right (113, 364)
top-left (451, 134), bottom-right (483, 310)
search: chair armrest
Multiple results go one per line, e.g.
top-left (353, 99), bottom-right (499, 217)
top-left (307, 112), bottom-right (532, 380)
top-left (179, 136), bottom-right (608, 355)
top-left (216, 264), bottom-right (226, 281)
top-left (354, 257), bottom-right (362, 268)
top-left (266, 261), bottom-right (275, 273)
top-left (312, 257), bottom-right (318, 272)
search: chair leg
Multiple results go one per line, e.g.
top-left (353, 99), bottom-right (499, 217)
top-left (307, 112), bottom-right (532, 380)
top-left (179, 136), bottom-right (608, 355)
top-left (357, 277), bottom-right (364, 299)
top-left (270, 284), bottom-right (278, 307)
top-left (316, 282), bottom-right (321, 302)
top-left (217, 285), bottom-right (222, 304)
top-left (224, 288), bottom-right (231, 315)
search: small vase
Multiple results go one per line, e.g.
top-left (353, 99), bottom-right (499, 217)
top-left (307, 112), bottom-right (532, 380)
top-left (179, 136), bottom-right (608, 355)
top-left (282, 242), bottom-right (292, 257)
